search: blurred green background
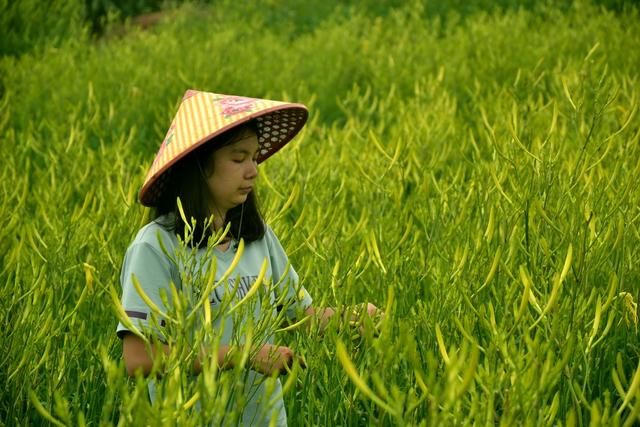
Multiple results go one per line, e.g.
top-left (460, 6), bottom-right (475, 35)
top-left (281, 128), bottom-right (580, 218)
top-left (1, 0), bottom-right (639, 425)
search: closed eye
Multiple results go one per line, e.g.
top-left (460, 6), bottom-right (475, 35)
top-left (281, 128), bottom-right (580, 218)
top-left (233, 157), bottom-right (258, 164)
top-left (231, 147), bottom-right (259, 157)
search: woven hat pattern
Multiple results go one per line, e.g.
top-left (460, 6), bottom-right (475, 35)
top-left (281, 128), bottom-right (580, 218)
top-left (139, 90), bottom-right (308, 206)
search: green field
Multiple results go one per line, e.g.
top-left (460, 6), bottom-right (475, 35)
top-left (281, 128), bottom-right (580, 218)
top-left (1, 0), bottom-right (639, 425)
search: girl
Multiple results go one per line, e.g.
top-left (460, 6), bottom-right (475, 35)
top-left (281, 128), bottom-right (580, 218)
top-left (116, 90), bottom-right (378, 426)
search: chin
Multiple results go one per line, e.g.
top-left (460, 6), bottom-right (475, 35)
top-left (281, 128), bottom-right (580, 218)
top-left (232, 196), bottom-right (248, 206)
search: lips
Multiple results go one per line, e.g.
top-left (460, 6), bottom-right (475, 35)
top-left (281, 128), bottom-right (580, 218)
top-left (239, 186), bottom-right (252, 193)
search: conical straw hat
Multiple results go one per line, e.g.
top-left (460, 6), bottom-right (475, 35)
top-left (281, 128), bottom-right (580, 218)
top-left (139, 89), bottom-right (308, 206)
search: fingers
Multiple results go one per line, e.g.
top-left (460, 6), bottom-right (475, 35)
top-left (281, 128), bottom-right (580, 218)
top-left (254, 345), bottom-right (305, 376)
top-left (366, 303), bottom-right (376, 316)
top-left (277, 346), bottom-right (295, 372)
top-left (278, 347), bottom-right (307, 372)
top-left (348, 303), bottom-right (384, 339)
top-left (366, 302), bottom-right (386, 318)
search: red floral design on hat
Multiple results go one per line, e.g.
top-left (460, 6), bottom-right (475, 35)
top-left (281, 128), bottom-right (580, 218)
top-left (217, 96), bottom-right (256, 117)
top-left (182, 90), bottom-right (199, 101)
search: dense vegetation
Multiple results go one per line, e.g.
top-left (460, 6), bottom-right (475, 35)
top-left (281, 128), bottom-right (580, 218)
top-left (1, 0), bottom-right (639, 425)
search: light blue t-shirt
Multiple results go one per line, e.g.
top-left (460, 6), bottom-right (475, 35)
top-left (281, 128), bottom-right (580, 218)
top-left (116, 216), bottom-right (313, 426)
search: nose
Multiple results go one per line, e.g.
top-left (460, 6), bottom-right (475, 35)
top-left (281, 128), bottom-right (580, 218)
top-left (245, 160), bottom-right (258, 180)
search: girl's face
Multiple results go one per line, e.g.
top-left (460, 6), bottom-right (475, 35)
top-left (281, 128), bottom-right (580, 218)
top-left (204, 131), bottom-right (259, 215)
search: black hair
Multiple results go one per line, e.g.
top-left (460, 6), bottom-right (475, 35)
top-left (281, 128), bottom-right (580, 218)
top-left (152, 122), bottom-right (266, 248)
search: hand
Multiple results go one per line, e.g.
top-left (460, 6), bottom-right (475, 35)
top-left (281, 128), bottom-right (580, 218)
top-left (364, 303), bottom-right (381, 317)
top-left (350, 303), bottom-right (383, 320)
top-left (350, 303), bottom-right (384, 336)
top-left (251, 344), bottom-right (306, 376)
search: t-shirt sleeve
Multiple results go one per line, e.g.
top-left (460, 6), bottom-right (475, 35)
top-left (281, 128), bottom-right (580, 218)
top-left (116, 242), bottom-right (177, 340)
top-left (266, 226), bottom-right (313, 320)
